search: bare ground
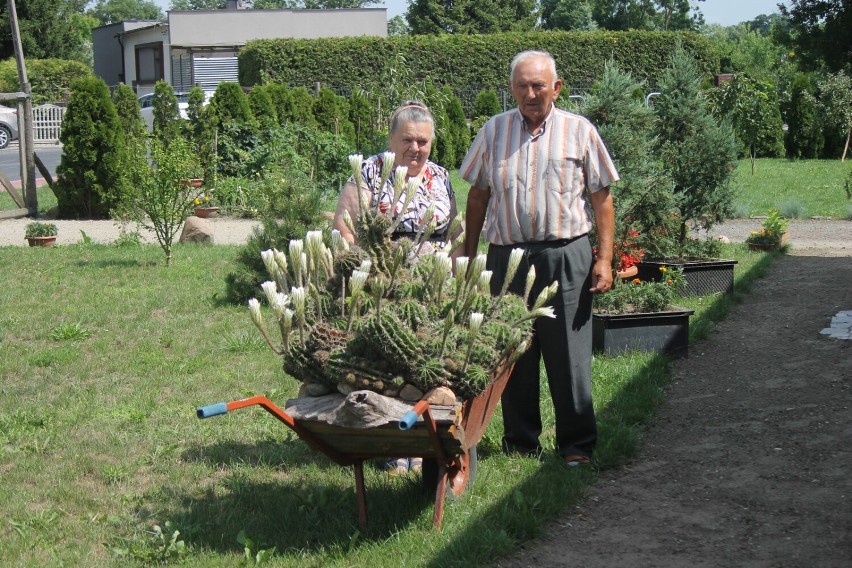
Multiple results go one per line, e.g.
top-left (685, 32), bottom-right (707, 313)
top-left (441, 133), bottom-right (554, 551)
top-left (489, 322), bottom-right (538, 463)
top-left (495, 224), bottom-right (852, 567)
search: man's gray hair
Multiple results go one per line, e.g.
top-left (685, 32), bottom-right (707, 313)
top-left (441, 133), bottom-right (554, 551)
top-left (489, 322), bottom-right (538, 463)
top-left (510, 50), bottom-right (559, 83)
top-left (390, 100), bottom-right (435, 140)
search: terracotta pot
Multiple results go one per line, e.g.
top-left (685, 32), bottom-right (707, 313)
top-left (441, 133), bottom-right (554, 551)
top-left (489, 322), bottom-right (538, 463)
top-left (616, 265), bottom-right (639, 280)
top-left (26, 236), bottom-right (57, 247)
top-left (747, 232), bottom-right (789, 252)
top-left (181, 178), bottom-right (204, 188)
top-left (194, 206), bottom-right (220, 219)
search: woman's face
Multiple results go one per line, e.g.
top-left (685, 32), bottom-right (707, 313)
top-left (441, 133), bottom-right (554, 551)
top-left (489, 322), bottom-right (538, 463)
top-left (389, 120), bottom-right (433, 176)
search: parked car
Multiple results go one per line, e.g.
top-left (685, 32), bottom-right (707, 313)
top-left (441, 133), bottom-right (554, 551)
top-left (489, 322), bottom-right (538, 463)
top-left (138, 91), bottom-right (210, 132)
top-left (0, 104), bottom-right (19, 149)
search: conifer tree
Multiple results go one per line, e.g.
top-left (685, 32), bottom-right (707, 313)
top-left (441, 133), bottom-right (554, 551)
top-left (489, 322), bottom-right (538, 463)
top-left (55, 76), bottom-right (124, 219)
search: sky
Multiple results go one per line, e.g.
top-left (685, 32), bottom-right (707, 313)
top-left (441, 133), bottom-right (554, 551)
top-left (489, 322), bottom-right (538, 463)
top-left (151, 1), bottom-right (791, 27)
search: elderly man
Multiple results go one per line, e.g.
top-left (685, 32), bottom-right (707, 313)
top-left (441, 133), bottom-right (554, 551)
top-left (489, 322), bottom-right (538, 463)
top-left (460, 50), bottom-right (618, 466)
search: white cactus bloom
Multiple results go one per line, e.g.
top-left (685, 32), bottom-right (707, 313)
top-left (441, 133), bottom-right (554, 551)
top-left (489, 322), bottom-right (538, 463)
top-left (349, 269), bottom-right (369, 297)
top-left (260, 249), bottom-right (276, 279)
top-left (469, 311), bottom-right (484, 334)
top-left (272, 249), bottom-right (288, 272)
top-left (380, 151), bottom-right (396, 181)
top-left (261, 280), bottom-right (278, 307)
top-left (455, 256), bottom-right (469, 278)
top-left (392, 166), bottom-right (407, 203)
top-left (358, 260), bottom-right (372, 274)
top-left (289, 239), bottom-right (304, 267)
top-left (524, 265), bottom-right (537, 301)
top-left (290, 286), bottom-right (306, 313)
top-left (528, 306), bottom-right (557, 320)
top-left (532, 281), bottom-right (560, 311)
top-left (330, 229), bottom-right (347, 253)
top-left (248, 298), bottom-right (264, 330)
top-left (272, 292), bottom-right (290, 317)
top-left (505, 248), bottom-right (524, 285)
top-left (434, 252), bottom-right (452, 279)
top-left (348, 154), bottom-right (363, 184)
top-left (478, 270), bottom-right (493, 291)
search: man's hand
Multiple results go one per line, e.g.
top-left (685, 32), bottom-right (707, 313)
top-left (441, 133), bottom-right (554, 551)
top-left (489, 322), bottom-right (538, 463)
top-left (589, 258), bottom-right (613, 294)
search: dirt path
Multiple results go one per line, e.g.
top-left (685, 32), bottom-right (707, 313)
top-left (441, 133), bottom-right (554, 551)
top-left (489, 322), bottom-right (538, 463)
top-left (496, 247), bottom-right (852, 566)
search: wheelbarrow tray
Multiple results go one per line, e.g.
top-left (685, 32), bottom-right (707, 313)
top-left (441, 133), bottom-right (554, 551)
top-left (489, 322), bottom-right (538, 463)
top-left (197, 359), bottom-right (514, 529)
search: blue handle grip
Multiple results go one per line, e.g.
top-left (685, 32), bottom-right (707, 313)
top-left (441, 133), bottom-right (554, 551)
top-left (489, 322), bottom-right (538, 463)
top-left (197, 402), bottom-right (228, 419)
top-left (399, 410), bottom-right (419, 430)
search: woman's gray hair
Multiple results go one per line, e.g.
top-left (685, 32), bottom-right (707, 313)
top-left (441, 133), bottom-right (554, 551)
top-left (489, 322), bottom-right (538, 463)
top-left (510, 50), bottom-right (559, 83)
top-left (390, 100), bottom-right (435, 140)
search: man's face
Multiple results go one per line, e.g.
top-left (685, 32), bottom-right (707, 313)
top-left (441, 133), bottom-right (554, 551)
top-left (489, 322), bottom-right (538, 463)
top-left (511, 57), bottom-right (562, 128)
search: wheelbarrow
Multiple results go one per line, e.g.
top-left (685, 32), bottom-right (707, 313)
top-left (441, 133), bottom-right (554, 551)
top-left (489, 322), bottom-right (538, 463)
top-left (196, 360), bottom-right (514, 530)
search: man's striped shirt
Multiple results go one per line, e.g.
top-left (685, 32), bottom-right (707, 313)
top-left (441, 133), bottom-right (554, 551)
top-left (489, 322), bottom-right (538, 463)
top-left (460, 106), bottom-right (619, 245)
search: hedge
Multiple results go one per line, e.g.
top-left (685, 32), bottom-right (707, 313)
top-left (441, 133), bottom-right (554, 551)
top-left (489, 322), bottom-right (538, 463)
top-left (239, 30), bottom-right (719, 94)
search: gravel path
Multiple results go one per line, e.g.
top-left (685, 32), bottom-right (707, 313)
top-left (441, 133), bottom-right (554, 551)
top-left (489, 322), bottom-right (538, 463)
top-left (1, 217), bottom-right (850, 252)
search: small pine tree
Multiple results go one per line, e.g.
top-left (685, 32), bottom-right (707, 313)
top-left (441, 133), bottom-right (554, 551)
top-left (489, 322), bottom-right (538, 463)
top-left (472, 89), bottom-right (501, 120)
top-left (152, 80), bottom-right (183, 145)
top-left (55, 76), bottom-right (124, 219)
top-left (313, 87), bottom-right (354, 144)
top-left (286, 87), bottom-right (318, 127)
top-left (208, 82), bottom-right (258, 129)
top-left (265, 82), bottom-right (293, 125)
top-left (443, 86), bottom-right (470, 168)
top-left (580, 61), bottom-right (675, 264)
top-left (185, 86), bottom-right (217, 185)
top-left (654, 44), bottom-right (739, 252)
top-left (112, 83), bottom-right (146, 141)
top-left (247, 84), bottom-right (279, 130)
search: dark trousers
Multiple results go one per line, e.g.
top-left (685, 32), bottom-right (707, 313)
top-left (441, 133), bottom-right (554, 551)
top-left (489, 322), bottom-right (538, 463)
top-left (487, 235), bottom-right (597, 457)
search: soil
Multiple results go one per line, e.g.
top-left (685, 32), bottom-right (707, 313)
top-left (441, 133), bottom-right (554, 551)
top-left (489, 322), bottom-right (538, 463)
top-left (2, 216), bottom-right (851, 565)
top-left (495, 221), bottom-right (852, 567)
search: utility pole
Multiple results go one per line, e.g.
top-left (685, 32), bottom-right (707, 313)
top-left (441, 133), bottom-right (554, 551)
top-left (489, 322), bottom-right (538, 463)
top-left (7, 0), bottom-right (37, 213)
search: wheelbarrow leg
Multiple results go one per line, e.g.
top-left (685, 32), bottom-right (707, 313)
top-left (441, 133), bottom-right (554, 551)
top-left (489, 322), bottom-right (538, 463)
top-left (353, 460), bottom-right (369, 530)
top-left (433, 464), bottom-right (448, 530)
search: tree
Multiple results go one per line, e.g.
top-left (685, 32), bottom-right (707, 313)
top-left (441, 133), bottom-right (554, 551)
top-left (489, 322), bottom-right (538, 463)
top-left (653, 44), bottom-right (738, 252)
top-left (580, 61), bottom-right (674, 262)
top-left (55, 76), bottom-right (125, 219)
top-left (152, 80), bottom-right (183, 145)
top-left (247, 84), bottom-right (279, 130)
top-left (816, 71), bottom-right (852, 161)
top-left (169, 0), bottom-right (226, 9)
top-left (442, 86), bottom-right (469, 169)
top-left (87, 0), bottom-right (163, 25)
top-left (251, 0), bottom-right (380, 7)
top-left (713, 74), bottom-right (785, 173)
top-left (540, 0), bottom-right (598, 31)
top-left (112, 82), bottom-right (147, 142)
top-left (591, 0), bottom-right (704, 31)
top-left (779, 0), bottom-right (852, 73)
top-left (119, 136), bottom-right (204, 266)
top-left (388, 14), bottom-right (409, 35)
top-left (313, 86), bottom-right (354, 142)
top-left (407, 0), bottom-right (538, 34)
top-left (784, 74), bottom-right (824, 159)
top-left (0, 0), bottom-right (92, 63)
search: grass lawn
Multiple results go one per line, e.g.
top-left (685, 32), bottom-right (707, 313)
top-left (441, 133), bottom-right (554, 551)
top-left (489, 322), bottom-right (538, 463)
top-left (4, 158), bottom-right (851, 220)
top-left (0, 240), bottom-right (777, 566)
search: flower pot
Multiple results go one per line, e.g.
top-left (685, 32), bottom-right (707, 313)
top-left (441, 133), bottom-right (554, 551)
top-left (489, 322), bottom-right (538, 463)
top-left (636, 258), bottom-right (738, 296)
top-left (181, 178), bottom-right (204, 188)
top-left (616, 265), bottom-right (639, 280)
top-left (747, 231), bottom-right (789, 252)
top-left (194, 206), bottom-right (220, 219)
top-left (592, 306), bottom-right (695, 357)
top-left (26, 236), bottom-right (57, 247)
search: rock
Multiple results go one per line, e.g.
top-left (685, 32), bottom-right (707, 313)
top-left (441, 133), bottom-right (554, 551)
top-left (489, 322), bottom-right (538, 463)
top-left (179, 216), bottom-right (214, 244)
top-left (715, 235), bottom-right (731, 244)
top-left (399, 384), bottom-right (424, 402)
top-left (424, 386), bottom-right (456, 405)
top-left (328, 390), bottom-right (413, 428)
top-left (337, 383), bottom-right (356, 395)
top-left (383, 387), bottom-right (401, 397)
top-left (299, 382), bottom-right (331, 397)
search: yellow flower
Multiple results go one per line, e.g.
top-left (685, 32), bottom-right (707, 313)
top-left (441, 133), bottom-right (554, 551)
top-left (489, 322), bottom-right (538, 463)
top-left (660, 267), bottom-right (668, 273)
top-left (193, 197), bottom-right (202, 205)
top-left (632, 278), bottom-right (641, 284)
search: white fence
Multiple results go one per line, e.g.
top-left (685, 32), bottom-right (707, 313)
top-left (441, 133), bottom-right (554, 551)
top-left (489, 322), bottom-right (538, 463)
top-left (32, 104), bottom-right (66, 142)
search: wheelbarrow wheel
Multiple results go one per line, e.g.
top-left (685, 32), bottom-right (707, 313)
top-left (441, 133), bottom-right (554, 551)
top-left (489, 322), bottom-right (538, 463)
top-left (421, 445), bottom-right (477, 499)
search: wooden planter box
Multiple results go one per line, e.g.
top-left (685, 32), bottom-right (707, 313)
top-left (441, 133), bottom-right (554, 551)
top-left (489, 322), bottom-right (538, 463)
top-left (747, 232), bottom-right (789, 252)
top-left (593, 306), bottom-right (694, 357)
top-left (636, 258), bottom-right (738, 296)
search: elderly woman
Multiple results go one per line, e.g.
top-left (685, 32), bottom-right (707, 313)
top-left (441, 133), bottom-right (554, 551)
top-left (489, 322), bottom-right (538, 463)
top-left (333, 101), bottom-right (457, 249)
top-left (332, 101), bottom-right (458, 477)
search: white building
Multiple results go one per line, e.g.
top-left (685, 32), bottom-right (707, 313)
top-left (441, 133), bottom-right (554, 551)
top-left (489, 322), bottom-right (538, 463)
top-left (92, 3), bottom-right (387, 96)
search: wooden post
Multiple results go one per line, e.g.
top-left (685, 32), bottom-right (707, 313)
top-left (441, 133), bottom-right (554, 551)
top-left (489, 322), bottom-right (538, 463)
top-left (7, 0), bottom-right (37, 213)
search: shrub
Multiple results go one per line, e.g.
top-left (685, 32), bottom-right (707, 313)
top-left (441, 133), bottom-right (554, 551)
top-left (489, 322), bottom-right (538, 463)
top-left (443, 86), bottom-right (470, 169)
top-left (111, 83), bottom-right (146, 141)
top-left (0, 58), bottom-right (91, 104)
top-left (54, 76), bottom-right (124, 219)
top-left (247, 84), bottom-right (278, 130)
top-left (472, 89), bottom-right (502, 120)
top-left (313, 87), bottom-right (354, 144)
top-left (653, 43), bottom-right (739, 253)
top-left (349, 88), bottom-right (383, 154)
top-left (151, 80), bottom-right (182, 144)
top-left (208, 82), bottom-right (258, 130)
top-left (25, 222), bottom-right (58, 238)
top-left (779, 199), bottom-right (805, 219)
top-left (284, 86), bottom-right (317, 127)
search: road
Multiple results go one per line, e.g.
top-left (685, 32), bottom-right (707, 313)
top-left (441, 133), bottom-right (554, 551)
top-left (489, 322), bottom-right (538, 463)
top-left (0, 143), bottom-right (62, 183)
